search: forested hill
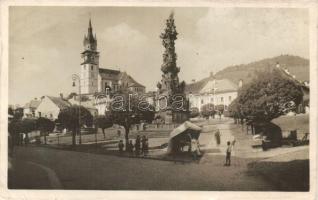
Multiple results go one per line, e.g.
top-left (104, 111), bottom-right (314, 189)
top-left (214, 55), bottom-right (309, 85)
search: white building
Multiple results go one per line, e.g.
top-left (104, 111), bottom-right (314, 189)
top-left (23, 98), bottom-right (41, 118)
top-left (185, 74), bottom-right (239, 112)
top-left (35, 96), bottom-right (71, 120)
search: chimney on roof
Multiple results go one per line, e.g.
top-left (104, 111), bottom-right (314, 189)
top-left (192, 79), bottom-right (196, 83)
top-left (60, 93), bottom-right (63, 99)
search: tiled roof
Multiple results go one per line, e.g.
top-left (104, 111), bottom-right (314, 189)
top-left (99, 68), bottom-right (121, 75)
top-left (186, 76), bottom-right (238, 94)
top-left (185, 77), bottom-right (211, 94)
top-left (98, 68), bottom-right (145, 88)
top-left (47, 96), bottom-right (71, 109)
top-left (127, 75), bottom-right (145, 88)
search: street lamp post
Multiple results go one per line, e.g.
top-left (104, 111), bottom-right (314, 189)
top-left (72, 74), bottom-right (82, 145)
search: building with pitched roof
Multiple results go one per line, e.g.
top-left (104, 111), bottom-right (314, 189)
top-left (23, 98), bottom-right (41, 118)
top-left (34, 96), bottom-right (71, 120)
top-left (186, 73), bottom-right (239, 112)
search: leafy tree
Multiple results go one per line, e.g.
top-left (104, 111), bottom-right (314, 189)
top-left (8, 107), bottom-right (14, 116)
top-left (228, 98), bottom-right (243, 123)
top-left (8, 107), bottom-right (24, 120)
top-left (20, 119), bottom-right (37, 144)
top-left (94, 114), bottom-right (113, 140)
top-left (15, 108), bottom-right (24, 120)
top-left (109, 92), bottom-right (155, 149)
top-left (189, 107), bottom-right (199, 118)
top-left (235, 68), bottom-right (303, 122)
top-left (215, 104), bottom-right (225, 114)
top-left (8, 118), bottom-right (37, 145)
top-left (200, 103), bottom-right (215, 118)
top-left (8, 119), bottom-right (22, 145)
top-left (37, 117), bottom-right (55, 144)
top-left (57, 105), bottom-right (93, 146)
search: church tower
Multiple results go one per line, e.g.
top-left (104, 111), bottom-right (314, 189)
top-left (81, 19), bottom-right (99, 94)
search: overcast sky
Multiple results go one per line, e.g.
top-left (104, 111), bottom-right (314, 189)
top-left (9, 6), bottom-right (309, 105)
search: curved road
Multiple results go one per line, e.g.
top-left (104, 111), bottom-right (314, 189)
top-left (9, 145), bottom-right (274, 190)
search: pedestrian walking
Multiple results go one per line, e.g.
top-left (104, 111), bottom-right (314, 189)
top-left (128, 140), bottom-right (134, 156)
top-left (118, 140), bottom-right (124, 154)
top-left (135, 135), bottom-right (141, 156)
top-left (224, 140), bottom-right (235, 166)
top-left (141, 135), bottom-right (146, 155)
top-left (144, 138), bottom-right (149, 157)
top-left (191, 138), bottom-right (199, 161)
top-left (215, 129), bottom-right (221, 146)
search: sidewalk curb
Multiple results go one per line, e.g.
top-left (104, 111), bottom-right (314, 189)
top-left (27, 161), bottom-right (62, 189)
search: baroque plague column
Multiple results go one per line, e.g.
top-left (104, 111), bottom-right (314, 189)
top-left (156, 13), bottom-right (189, 124)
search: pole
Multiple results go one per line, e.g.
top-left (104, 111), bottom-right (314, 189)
top-left (78, 77), bottom-right (82, 145)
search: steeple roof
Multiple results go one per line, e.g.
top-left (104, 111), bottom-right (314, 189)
top-left (83, 18), bottom-right (97, 47)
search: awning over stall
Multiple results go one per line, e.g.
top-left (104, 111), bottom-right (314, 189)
top-left (167, 121), bottom-right (202, 154)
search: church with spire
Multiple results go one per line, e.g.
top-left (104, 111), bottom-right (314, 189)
top-left (79, 19), bottom-right (145, 95)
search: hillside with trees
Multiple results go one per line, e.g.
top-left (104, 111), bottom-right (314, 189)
top-left (214, 55), bottom-right (309, 85)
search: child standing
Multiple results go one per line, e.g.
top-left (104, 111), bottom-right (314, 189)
top-left (225, 141), bottom-right (233, 166)
top-left (118, 140), bottom-right (124, 154)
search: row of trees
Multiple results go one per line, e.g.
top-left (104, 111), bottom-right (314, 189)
top-left (9, 117), bottom-right (55, 145)
top-left (190, 104), bottom-right (225, 118)
top-left (9, 93), bottom-right (156, 148)
top-left (228, 68), bottom-right (304, 125)
top-left (58, 93), bottom-right (155, 147)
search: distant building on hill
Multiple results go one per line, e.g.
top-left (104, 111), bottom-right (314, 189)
top-left (185, 72), bottom-right (239, 112)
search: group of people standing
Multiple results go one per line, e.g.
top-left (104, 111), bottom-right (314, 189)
top-left (118, 135), bottom-right (149, 156)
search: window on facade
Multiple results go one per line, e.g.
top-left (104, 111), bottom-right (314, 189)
top-left (84, 66), bottom-right (86, 70)
top-left (221, 97), bottom-right (224, 102)
top-left (229, 96), bottom-right (232, 101)
top-left (50, 114), bottom-right (53, 118)
top-left (201, 99), bottom-right (204, 104)
top-left (38, 112), bottom-right (41, 117)
top-left (211, 97), bottom-right (213, 102)
top-left (91, 65), bottom-right (93, 71)
top-left (114, 84), bottom-right (118, 91)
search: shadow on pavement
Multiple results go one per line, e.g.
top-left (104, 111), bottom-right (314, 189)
top-left (247, 159), bottom-right (309, 191)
